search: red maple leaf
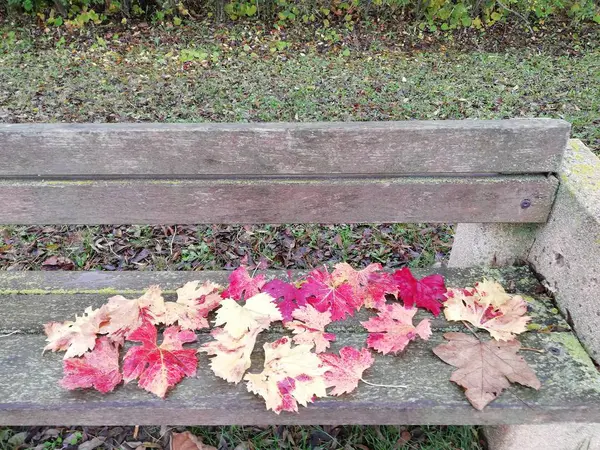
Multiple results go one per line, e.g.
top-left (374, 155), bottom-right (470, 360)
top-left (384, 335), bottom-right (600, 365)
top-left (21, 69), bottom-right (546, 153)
top-left (319, 346), bottom-right (374, 396)
top-left (361, 304), bottom-right (432, 355)
top-left (299, 267), bottom-right (361, 321)
top-left (122, 322), bottom-right (198, 398)
top-left (60, 337), bottom-right (122, 394)
top-left (221, 266), bottom-right (266, 301)
top-left (261, 278), bottom-right (306, 322)
top-left (393, 268), bottom-right (447, 316)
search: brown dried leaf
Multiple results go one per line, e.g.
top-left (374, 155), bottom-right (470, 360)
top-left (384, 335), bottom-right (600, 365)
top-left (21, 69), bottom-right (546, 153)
top-left (171, 431), bottom-right (216, 450)
top-left (433, 332), bottom-right (541, 410)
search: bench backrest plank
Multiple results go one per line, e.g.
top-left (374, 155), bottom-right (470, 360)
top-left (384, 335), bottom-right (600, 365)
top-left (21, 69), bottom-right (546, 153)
top-left (0, 119), bottom-right (569, 224)
top-left (0, 120), bottom-right (569, 176)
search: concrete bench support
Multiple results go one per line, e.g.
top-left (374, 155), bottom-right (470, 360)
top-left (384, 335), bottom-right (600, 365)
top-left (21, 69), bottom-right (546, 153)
top-left (450, 139), bottom-right (600, 450)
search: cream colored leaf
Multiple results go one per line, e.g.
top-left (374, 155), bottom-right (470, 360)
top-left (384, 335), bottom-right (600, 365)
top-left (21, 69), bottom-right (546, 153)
top-left (101, 285), bottom-right (166, 337)
top-left (214, 292), bottom-right (282, 339)
top-left (165, 281), bottom-right (222, 330)
top-left (199, 327), bottom-right (261, 383)
top-left (443, 279), bottom-right (531, 341)
top-left (286, 305), bottom-right (335, 353)
top-left (244, 337), bottom-right (327, 413)
top-left (44, 306), bottom-right (109, 359)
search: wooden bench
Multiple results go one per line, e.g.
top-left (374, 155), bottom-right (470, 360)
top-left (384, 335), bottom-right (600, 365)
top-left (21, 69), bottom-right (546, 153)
top-left (1, 120), bottom-right (599, 447)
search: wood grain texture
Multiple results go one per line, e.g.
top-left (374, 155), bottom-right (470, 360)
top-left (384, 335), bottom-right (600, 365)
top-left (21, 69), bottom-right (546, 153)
top-left (0, 175), bottom-right (558, 224)
top-left (0, 120), bottom-right (570, 176)
top-left (1, 332), bottom-right (599, 425)
top-left (0, 267), bottom-right (570, 334)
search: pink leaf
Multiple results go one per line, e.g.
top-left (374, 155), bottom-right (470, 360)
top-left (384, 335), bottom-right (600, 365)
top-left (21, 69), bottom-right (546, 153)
top-left (122, 322), bottom-right (198, 398)
top-left (60, 337), bottom-right (122, 393)
top-left (261, 279), bottom-right (306, 322)
top-left (299, 267), bottom-right (361, 321)
top-left (222, 266), bottom-right (266, 301)
top-left (361, 304), bottom-right (432, 355)
top-left (393, 268), bottom-right (447, 316)
top-left (319, 346), bottom-right (374, 396)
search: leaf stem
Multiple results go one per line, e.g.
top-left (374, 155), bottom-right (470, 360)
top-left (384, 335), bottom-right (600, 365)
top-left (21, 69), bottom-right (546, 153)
top-left (360, 378), bottom-right (407, 389)
top-left (0, 330), bottom-right (20, 338)
top-left (462, 321), bottom-right (481, 340)
top-left (520, 347), bottom-right (545, 354)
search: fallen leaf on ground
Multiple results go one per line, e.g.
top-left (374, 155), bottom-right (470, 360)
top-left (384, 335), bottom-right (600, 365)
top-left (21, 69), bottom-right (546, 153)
top-left (41, 255), bottom-right (75, 271)
top-left (221, 266), bottom-right (265, 301)
top-left (432, 332), bottom-right (541, 410)
top-left (361, 304), bottom-right (431, 355)
top-left (393, 268), bottom-right (447, 316)
top-left (101, 285), bottom-right (166, 338)
top-left (122, 322), bottom-right (198, 398)
top-left (61, 337), bottom-right (122, 393)
top-left (171, 431), bottom-right (217, 450)
top-left (319, 346), bottom-right (374, 396)
top-left (286, 304), bottom-right (335, 353)
top-left (164, 280), bottom-right (222, 330)
top-left (443, 279), bottom-right (531, 341)
top-left (244, 337), bottom-right (327, 413)
top-left (44, 306), bottom-right (109, 359)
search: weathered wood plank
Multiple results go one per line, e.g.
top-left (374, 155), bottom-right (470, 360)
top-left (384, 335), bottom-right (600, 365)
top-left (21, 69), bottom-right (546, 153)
top-left (0, 175), bottom-right (558, 224)
top-left (0, 267), bottom-right (570, 334)
top-left (0, 293), bottom-right (568, 335)
top-left (0, 120), bottom-right (570, 176)
top-left (1, 332), bottom-right (598, 425)
top-left (0, 267), bottom-right (540, 293)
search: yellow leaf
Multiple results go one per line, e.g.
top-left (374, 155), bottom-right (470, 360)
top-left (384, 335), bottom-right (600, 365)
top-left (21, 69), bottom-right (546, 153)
top-left (244, 337), bottom-right (327, 413)
top-left (443, 279), bottom-right (531, 341)
top-left (214, 293), bottom-right (282, 338)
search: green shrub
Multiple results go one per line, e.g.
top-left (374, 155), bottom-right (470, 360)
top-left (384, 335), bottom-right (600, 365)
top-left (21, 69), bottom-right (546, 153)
top-left (2, 0), bottom-right (599, 28)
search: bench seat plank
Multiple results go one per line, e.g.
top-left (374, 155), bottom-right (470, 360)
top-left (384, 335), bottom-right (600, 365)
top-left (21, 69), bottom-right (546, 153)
top-left (0, 267), bottom-right (597, 426)
top-left (1, 332), bottom-right (599, 426)
top-left (0, 120), bottom-right (570, 176)
top-left (0, 175), bottom-right (558, 224)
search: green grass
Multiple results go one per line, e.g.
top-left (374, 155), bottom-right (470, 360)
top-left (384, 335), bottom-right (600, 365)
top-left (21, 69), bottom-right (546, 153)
top-left (0, 425), bottom-right (484, 449)
top-left (0, 29), bottom-right (598, 153)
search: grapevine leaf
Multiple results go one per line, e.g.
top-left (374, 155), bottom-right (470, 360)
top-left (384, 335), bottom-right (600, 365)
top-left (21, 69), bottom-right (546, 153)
top-left (44, 306), bottom-right (109, 359)
top-left (286, 304), bottom-right (335, 353)
top-left (393, 268), bottom-right (447, 316)
top-left (333, 262), bottom-right (397, 309)
top-left (60, 337), bottom-right (122, 393)
top-left (122, 322), bottom-right (197, 398)
top-left (433, 332), bottom-right (541, 410)
top-left (164, 280), bottom-right (223, 330)
top-left (319, 346), bottom-right (374, 396)
top-left (199, 327), bottom-right (261, 384)
top-left (261, 278), bottom-right (306, 322)
top-left (300, 267), bottom-right (361, 321)
top-left (101, 285), bottom-right (166, 338)
top-left (443, 279), bottom-right (531, 341)
top-left (214, 292), bottom-right (282, 339)
top-left (244, 337), bottom-right (327, 413)
top-left (361, 304), bottom-right (431, 355)
top-left (221, 266), bottom-right (266, 301)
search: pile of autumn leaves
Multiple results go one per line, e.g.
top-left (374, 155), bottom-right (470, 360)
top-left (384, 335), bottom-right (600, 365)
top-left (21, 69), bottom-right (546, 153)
top-left (43, 263), bottom-right (541, 412)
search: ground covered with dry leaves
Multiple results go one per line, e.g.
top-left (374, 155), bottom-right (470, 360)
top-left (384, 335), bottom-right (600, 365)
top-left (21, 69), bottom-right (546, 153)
top-left (1, 425), bottom-right (485, 449)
